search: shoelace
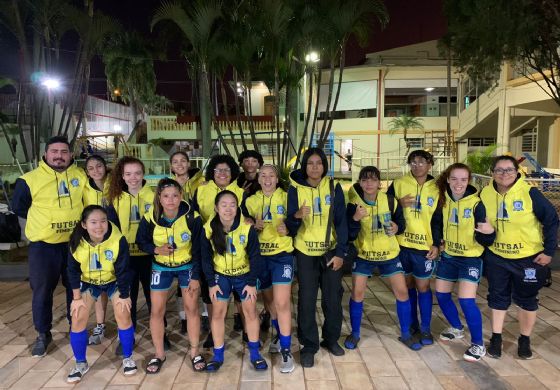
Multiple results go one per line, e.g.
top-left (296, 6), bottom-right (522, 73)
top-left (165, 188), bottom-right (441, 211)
top-left (470, 344), bottom-right (485, 355)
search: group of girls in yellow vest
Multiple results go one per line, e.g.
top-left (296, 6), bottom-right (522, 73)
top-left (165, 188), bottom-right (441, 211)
top-left (67, 149), bottom-right (559, 382)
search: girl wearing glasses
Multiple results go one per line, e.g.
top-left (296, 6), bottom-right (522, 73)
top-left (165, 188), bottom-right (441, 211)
top-left (434, 163), bottom-right (495, 362)
top-left (480, 155), bottom-right (558, 360)
top-left (107, 157), bottom-right (156, 353)
top-left (242, 164), bottom-right (295, 373)
top-left (345, 166), bottom-right (418, 350)
top-left (136, 178), bottom-right (205, 373)
top-left (201, 190), bottom-right (267, 372)
top-left (386, 150), bottom-right (442, 346)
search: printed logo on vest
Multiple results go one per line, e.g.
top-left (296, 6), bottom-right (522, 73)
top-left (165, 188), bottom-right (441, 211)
top-left (90, 252), bottom-right (102, 271)
top-left (463, 208), bottom-right (472, 218)
top-left (497, 201), bottom-right (509, 220)
top-left (58, 181), bottom-right (70, 197)
top-left (104, 250), bottom-right (114, 261)
top-left (513, 200), bottom-right (524, 211)
top-left (70, 178), bottom-right (80, 187)
top-left (325, 194), bottom-right (331, 205)
top-left (262, 205), bottom-right (272, 221)
top-left (277, 205), bottom-right (285, 214)
top-left (239, 234), bottom-right (246, 244)
top-left (427, 197), bottom-right (435, 207)
top-left (181, 232), bottom-right (190, 242)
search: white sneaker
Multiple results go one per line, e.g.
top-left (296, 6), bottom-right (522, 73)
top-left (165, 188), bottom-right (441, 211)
top-left (67, 362), bottom-right (89, 383)
top-left (122, 357), bottom-right (137, 376)
top-left (88, 324), bottom-right (105, 345)
top-left (280, 349), bottom-right (295, 373)
top-left (440, 327), bottom-right (465, 341)
top-left (464, 344), bottom-right (486, 362)
top-left (269, 336), bottom-right (280, 354)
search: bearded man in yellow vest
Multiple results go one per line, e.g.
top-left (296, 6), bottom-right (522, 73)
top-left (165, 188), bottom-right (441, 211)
top-left (12, 136), bottom-right (86, 358)
top-left (481, 155), bottom-right (559, 360)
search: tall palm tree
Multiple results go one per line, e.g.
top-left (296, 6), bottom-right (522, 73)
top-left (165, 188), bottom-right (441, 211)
top-left (103, 32), bottom-right (157, 128)
top-left (152, 0), bottom-right (224, 156)
top-left (388, 114), bottom-right (425, 156)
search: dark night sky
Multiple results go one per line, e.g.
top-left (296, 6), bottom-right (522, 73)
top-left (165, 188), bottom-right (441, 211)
top-left (0, 0), bottom-right (446, 110)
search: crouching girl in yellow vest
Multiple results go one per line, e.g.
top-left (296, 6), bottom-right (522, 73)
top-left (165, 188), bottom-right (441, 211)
top-left (66, 205), bottom-right (136, 383)
top-left (434, 163), bottom-right (495, 362)
top-left (201, 190), bottom-right (268, 372)
top-left (242, 164), bottom-right (295, 373)
top-left (346, 166), bottom-right (422, 351)
top-left (136, 178), bottom-right (205, 374)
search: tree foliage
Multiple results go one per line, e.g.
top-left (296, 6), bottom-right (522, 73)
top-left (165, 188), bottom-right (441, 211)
top-left (442, 0), bottom-right (560, 106)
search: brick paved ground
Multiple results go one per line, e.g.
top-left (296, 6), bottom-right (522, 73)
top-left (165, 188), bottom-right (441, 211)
top-left (1, 273), bottom-right (560, 389)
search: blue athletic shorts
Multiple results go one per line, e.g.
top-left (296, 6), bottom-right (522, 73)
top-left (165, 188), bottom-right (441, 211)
top-left (214, 273), bottom-right (253, 301)
top-left (352, 256), bottom-right (404, 278)
top-left (150, 264), bottom-right (193, 291)
top-left (436, 253), bottom-right (482, 283)
top-left (399, 247), bottom-right (434, 279)
top-left (259, 253), bottom-right (294, 289)
top-left (80, 281), bottom-right (119, 300)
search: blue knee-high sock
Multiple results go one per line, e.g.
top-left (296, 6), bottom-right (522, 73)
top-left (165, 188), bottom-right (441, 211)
top-left (248, 341), bottom-right (262, 361)
top-left (418, 290), bottom-right (433, 333)
top-left (213, 345), bottom-right (225, 363)
top-left (349, 298), bottom-right (364, 338)
top-left (396, 299), bottom-right (412, 339)
top-left (70, 330), bottom-right (88, 363)
top-left (459, 298), bottom-right (483, 346)
top-left (408, 288), bottom-right (419, 329)
top-left (118, 326), bottom-right (135, 359)
top-left (279, 333), bottom-right (291, 351)
top-left (436, 292), bottom-right (463, 330)
top-left (271, 319), bottom-right (280, 335)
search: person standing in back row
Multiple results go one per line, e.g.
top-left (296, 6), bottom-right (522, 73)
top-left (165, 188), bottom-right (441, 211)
top-left (386, 150), bottom-right (442, 345)
top-left (12, 136), bottom-right (87, 357)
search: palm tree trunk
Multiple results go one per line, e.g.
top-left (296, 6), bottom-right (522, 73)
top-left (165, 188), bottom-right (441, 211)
top-left (318, 57), bottom-right (336, 147)
top-left (219, 77), bottom-right (239, 158)
top-left (274, 69), bottom-right (281, 165)
top-left (307, 67), bottom-right (323, 148)
top-left (199, 65), bottom-right (213, 155)
top-left (322, 43), bottom-right (346, 147)
top-left (295, 67), bottom-right (315, 169)
top-left (246, 79), bottom-right (259, 152)
top-left (233, 70), bottom-right (248, 150)
top-left (70, 64), bottom-right (91, 148)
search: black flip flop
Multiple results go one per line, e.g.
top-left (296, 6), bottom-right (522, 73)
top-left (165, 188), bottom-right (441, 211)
top-left (146, 357), bottom-right (166, 374)
top-left (191, 354), bottom-right (206, 372)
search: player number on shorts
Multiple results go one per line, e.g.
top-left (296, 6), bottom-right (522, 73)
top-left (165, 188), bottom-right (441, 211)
top-left (151, 272), bottom-right (160, 286)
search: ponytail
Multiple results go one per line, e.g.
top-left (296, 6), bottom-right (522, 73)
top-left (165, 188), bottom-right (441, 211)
top-left (209, 190), bottom-right (239, 256)
top-left (436, 163), bottom-right (472, 208)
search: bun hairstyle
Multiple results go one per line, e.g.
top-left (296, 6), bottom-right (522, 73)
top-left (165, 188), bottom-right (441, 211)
top-left (69, 205), bottom-right (107, 252)
top-left (209, 190), bottom-right (239, 255)
top-left (108, 156), bottom-right (145, 204)
top-left (152, 178), bottom-right (183, 221)
top-left (436, 162), bottom-right (472, 208)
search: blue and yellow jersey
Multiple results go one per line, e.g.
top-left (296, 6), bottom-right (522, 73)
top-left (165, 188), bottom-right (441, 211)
top-left (83, 177), bottom-right (109, 208)
top-left (243, 188), bottom-right (293, 256)
top-left (136, 201), bottom-right (202, 275)
top-left (201, 213), bottom-right (260, 286)
top-left (480, 177), bottom-right (552, 259)
top-left (12, 159), bottom-right (86, 243)
top-left (67, 222), bottom-right (130, 297)
top-left (442, 185), bottom-right (490, 258)
top-left (193, 180), bottom-right (245, 223)
top-left (286, 170), bottom-right (348, 257)
top-left (173, 167), bottom-right (204, 202)
top-left (387, 172), bottom-right (441, 251)
top-left (347, 184), bottom-right (404, 262)
top-left (107, 183), bottom-right (154, 256)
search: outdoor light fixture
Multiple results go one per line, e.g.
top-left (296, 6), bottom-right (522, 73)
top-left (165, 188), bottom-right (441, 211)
top-left (113, 89), bottom-right (121, 95)
top-left (113, 124), bottom-right (122, 131)
top-left (424, 87), bottom-right (435, 92)
top-left (41, 77), bottom-right (61, 90)
top-left (305, 51), bottom-right (320, 63)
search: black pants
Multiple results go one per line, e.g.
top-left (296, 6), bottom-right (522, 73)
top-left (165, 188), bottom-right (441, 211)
top-left (296, 250), bottom-right (343, 354)
top-left (129, 255), bottom-right (153, 329)
top-left (28, 241), bottom-right (72, 333)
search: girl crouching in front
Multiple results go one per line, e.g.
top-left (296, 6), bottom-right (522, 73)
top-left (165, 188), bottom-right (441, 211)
top-left (66, 205), bottom-right (136, 383)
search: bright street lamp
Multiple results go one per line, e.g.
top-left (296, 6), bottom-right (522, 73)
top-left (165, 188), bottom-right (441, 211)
top-left (41, 78), bottom-right (61, 90)
top-left (305, 51), bottom-right (320, 63)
